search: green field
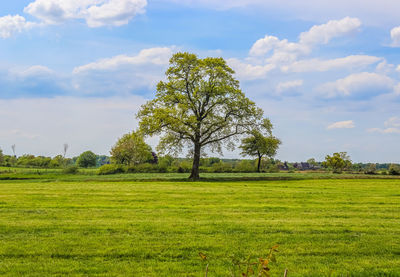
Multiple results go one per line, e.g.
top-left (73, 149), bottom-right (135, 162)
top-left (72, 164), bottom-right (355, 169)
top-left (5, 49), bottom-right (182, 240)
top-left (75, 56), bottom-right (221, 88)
top-left (0, 177), bottom-right (399, 276)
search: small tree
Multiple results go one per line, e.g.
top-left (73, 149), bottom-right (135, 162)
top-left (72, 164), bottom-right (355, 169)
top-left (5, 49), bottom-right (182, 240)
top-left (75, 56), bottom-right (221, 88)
top-left (322, 152), bottom-right (352, 173)
top-left (307, 158), bottom-right (318, 169)
top-left (239, 124), bottom-right (281, 172)
top-left (76, 151), bottom-right (97, 168)
top-left (110, 131), bottom-right (153, 166)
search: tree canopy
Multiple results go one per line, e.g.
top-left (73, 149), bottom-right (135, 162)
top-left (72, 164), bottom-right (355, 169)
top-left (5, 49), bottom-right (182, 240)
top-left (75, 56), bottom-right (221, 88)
top-left (137, 52), bottom-right (270, 179)
top-left (322, 152), bottom-right (352, 173)
top-left (76, 151), bottom-right (97, 168)
top-left (110, 131), bottom-right (153, 166)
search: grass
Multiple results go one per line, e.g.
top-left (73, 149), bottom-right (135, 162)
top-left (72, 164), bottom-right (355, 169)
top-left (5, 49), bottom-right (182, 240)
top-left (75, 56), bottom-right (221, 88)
top-left (0, 178), bottom-right (399, 276)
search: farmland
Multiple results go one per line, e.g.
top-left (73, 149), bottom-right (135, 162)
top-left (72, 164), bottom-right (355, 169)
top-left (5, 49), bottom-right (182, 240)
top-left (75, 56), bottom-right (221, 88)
top-left (0, 176), bottom-right (399, 276)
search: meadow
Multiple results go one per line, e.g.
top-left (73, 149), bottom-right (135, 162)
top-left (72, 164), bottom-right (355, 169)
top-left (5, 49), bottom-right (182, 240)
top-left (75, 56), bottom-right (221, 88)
top-left (0, 173), bottom-right (399, 276)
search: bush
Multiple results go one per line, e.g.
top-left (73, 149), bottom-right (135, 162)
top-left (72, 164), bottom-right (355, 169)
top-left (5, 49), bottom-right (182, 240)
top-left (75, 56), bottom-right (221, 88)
top-left (211, 162), bottom-right (233, 173)
top-left (389, 164), bottom-right (400, 175)
top-left (126, 163), bottom-right (158, 173)
top-left (62, 165), bottom-right (79, 174)
top-left (364, 164), bottom-right (377, 175)
top-left (98, 164), bottom-right (125, 175)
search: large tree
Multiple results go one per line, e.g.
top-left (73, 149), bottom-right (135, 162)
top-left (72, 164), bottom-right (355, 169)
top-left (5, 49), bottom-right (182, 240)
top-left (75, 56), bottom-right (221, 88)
top-left (137, 52), bottom-right (269, 179)
top-left (239, 126), bottom-right (281, 173)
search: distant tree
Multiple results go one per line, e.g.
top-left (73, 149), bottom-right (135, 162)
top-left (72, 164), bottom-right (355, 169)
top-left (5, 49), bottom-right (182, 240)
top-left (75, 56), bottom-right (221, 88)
top-left (110, 131), bottom-right (153, 166)
top-left (364, 163), bottom-right (377, 175)
top-left (322, 152), bottom-right (352, 173)
top-left (389, 164), bottom-right (400, 175)
top-left (0, 148), bottom-right (4, 165)
top-left (307, 158), bottom-right (318, 169)
top-left (96, 155), bottom-right (111, 167)
top-left (239, 122), bottom-right (281, 172)
top-left (50, 155), bottom-right (64, 168)
top-left (137, 52), bottom-right (270, 180)
top-left (76, 151), bottom-right (97, 168)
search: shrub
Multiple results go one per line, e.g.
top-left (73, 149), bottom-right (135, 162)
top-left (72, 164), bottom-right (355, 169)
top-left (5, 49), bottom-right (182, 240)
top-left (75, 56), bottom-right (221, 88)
top-left (126, 163), bottom-right (158, 173)
top-left (62, 165), bottom-right (79, 174)
top-left (364, 163), bottom-right (377, 175)
top-left (389, 164), bottom-right (400, 175)
top-left (98, 164), bottom-right (125, 175)
top-left (211, 162), bottom-right (233, 173)
top-left (234, 160), bottom-right (255, 172)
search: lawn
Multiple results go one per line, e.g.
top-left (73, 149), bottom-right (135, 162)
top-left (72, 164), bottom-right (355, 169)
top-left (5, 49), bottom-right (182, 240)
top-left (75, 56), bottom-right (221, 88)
top-left (0, 178), bottom-right (399, 276)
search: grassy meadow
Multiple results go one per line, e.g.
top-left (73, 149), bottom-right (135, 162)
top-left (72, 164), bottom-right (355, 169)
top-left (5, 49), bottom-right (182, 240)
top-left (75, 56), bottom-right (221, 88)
top-left (0, 176), bottom-right (399, 276)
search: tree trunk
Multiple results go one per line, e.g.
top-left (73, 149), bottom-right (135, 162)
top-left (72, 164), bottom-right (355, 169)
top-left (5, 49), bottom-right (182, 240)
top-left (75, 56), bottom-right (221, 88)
top-left (257, 153), bottom-right (262, 173)
top-left (189, 142), bottom-right (201, 180)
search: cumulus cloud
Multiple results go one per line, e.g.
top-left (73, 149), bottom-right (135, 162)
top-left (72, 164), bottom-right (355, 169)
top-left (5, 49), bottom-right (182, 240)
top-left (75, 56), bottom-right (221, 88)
top-left (229, 17), bottom-right (374, 80)
top-left (299, 17), bottom-right (361, 46)
top-left (24, 0), bottom-right (147, 27)
top-left (276, 80), bottom-right (303, 96)
top-left (164, 0), bottom-right (400, 26)
top-left (227, 58), bottom-right (275, 80)
top-left (368, 117), bottom-right (400, 134)
top-left (0, 15), bottom-right (35, 38)
top-left (250, 17), bottom-right (360, 63)
top-left (282, 55), bottom-right (381, 73)
top-left (72, 47), bottom-right (174, 94)
top-left (390, 26), bottom-right (400, 46)
top-left (319, 72), bottom-right (394, 99)
top-left (0, 0), bottom-right (147, 38)
top-left (73, 47), bottom-right (172, 73)
top-left (327, 120), bottom-right (355, 129)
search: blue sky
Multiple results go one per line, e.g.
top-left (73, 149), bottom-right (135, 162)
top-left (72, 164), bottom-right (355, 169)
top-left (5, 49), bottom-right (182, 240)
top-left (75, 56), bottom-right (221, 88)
top-left (0, 0), bottom-right (400, 163)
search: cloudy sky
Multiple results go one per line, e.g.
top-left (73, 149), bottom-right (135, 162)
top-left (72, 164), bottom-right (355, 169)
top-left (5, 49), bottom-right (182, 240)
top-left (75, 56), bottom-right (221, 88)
top-left (0, 0), bottom-right (400, 162)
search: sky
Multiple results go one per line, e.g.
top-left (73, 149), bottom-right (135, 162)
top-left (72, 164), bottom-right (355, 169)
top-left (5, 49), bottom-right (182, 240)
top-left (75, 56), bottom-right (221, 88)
top-left (0, 0), bottom-right (400, 163)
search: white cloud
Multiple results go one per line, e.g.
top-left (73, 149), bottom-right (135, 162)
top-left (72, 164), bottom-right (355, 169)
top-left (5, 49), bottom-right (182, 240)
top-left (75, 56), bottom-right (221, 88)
top-left (10, 65), bottom-right (54, 78)
top-left (233, 17), bottom-right (367, 80)
top-left (385, 117), bottom-right (400, 128)
top-left (320, 72), bottom-right (394, 98)
top-left (24, 0), bottom-right (147, 27)
top-left (0, 15), bottom-right (35, 38)
top-left (368, 117), bottom-right (400, 134)
top-left (390, 26), bottom-right (400, 47)
top-left (163, 0), bottom-right (400, 26)
top-left (0, 0), bottom-right (147, 38)
top-left (327, 120), bottom-right (355, 129)
top-left (72, 47), bottom-right (173, 94)
top-left (299, 17), bottom-right (361, 46)
top-left (227, 58), bottom-right (275, 80)
top-left (282, 55), bottom-right (381, 73)
top-left (73, 47), bottom-right (173, 73)
top-left (276, 80), bottom-right (303, 95)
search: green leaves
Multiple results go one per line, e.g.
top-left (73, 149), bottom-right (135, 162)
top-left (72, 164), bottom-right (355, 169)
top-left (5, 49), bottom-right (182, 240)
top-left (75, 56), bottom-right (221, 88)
top-left (110, 131), bottom-right (153, 166)
top-left (323, 152), bottom-right (352, 173)
top-left (137, 52), bottom-right (269, 178)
